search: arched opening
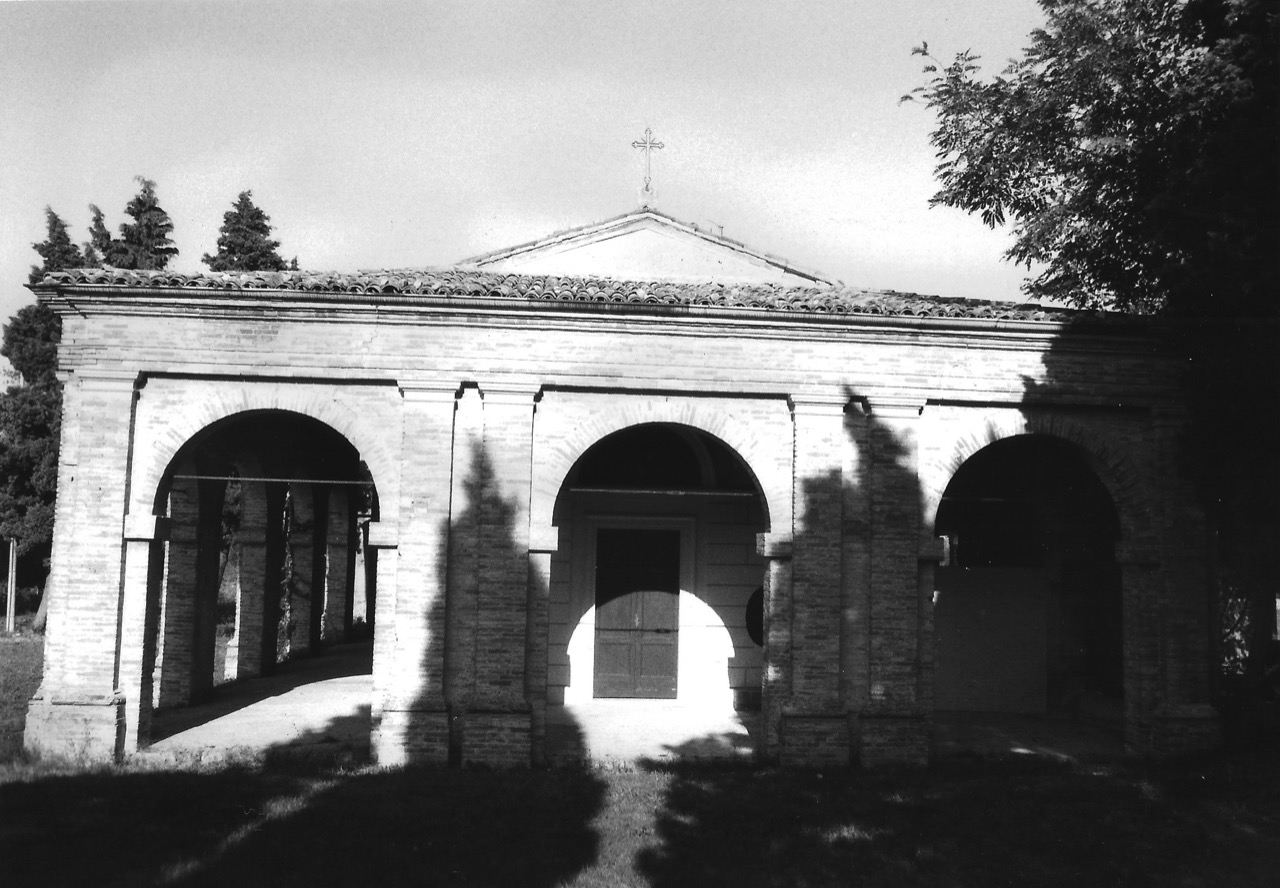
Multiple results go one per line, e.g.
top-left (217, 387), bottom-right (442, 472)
top-left (933, 435), bottom-right (1123, 730)
top-left (547, 422), bottom-right (769, 760)
top-left (141, 409), bottom-right (377, 752)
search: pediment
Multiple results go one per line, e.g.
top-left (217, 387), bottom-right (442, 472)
top-left (460, 209), bottom-right (836, 285)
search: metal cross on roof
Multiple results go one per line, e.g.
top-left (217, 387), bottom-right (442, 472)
top-left (631, 127), bottom-right (664, 203)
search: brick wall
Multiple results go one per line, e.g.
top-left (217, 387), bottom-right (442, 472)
top-left (26, 288), bottom-right (1221, 765)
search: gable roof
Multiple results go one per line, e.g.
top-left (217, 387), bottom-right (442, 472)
top-left (458, 208), bottom-right (839, 286)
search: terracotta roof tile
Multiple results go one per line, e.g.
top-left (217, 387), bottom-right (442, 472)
top-left (33, 267), bottom-right (1096, 324)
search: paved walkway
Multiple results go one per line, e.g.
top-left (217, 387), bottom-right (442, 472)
top-left (548, 698), bottom-right (760, 766)
top-left (139, 643), bottom-right (1122, 765)
top-left (145, 642), bottom-right (373, 764)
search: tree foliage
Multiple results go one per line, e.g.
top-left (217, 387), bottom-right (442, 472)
top-left (103, 176), bottom-right (179, 270)
top-left (202, 190), bottom-right (288, 272)
top-left (908, 0), bottom-right (1277, 315)
top-left (28, 208), bottom-right (84, 285)
top-left (909, 0), bottom-right (1279, 684)
top-left (0, 304), bottom-right (61, 560)
top-left (83, 204), bottom-right (112, 268)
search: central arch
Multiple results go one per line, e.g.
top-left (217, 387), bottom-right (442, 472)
top-left (545, 420), bottom-right (772, 759)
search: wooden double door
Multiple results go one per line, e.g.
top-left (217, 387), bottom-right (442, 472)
top-left (593, 528), bottom-right (680, 698)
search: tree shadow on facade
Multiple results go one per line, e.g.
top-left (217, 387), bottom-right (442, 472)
top-left (415, 436), bottom-right (593, 773)
top-left (634, 341), bottom-right (1160, 881)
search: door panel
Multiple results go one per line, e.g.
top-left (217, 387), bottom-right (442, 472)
top-left (594, 528), bottom-right (680, 698)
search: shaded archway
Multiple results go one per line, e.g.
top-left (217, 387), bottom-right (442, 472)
top-left (546, 422), bottom-right (770, 760)
top-left (137, 409), bottom-right (378, 753)
top-left (933, 434), bottom-right (1123, 725)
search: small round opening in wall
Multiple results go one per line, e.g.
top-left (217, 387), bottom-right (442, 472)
top-left (746, 586), bottom-right (764, 646)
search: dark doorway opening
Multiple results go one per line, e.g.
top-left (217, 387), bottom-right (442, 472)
top-left (934, 435), bottom-right (1122, 719)
top-left (593, 528), bottom-right (680, 698)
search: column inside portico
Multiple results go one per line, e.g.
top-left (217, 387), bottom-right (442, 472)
top-left (119, 516), bottom-right (167, 755)
top-left (259, 482), bottom-right (289, 675)
top-left (322, 487), bottom-right (350, 643)
top-left (226, 477), bottom-right (270, 680)
top-left (154, 474), bottom-right (199, 709)
top-left (284, 482), bottom-right (317, 657)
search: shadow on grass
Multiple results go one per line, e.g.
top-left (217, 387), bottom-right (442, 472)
top-left (0, 757), bottom-right (606, 888)
top-left (633, 736), bottom-right (1280, 888)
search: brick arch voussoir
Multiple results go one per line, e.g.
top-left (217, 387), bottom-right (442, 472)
top-left (923, 414), bottom-right (1152, 544)
top-left (533, 400), bottom-right (783, 533)
top-left (132, 387), bottom-right (399, 524)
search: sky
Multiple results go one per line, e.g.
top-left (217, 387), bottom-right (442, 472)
top-left (0, 0), bottom-right (1049, 326)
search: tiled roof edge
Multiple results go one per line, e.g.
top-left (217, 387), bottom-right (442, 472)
top-left (30, 267), bottom-right (1111, 324)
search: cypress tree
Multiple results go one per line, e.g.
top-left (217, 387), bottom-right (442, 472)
top-left (202, 190), bottom-right (288, 272)
top-left (109, 176), bottom-right (178, 270)
top-left (28, 208), bottom-right (84, 284)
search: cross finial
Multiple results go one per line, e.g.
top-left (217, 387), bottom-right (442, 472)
top-left (631, 127), bottom-right (664, 206)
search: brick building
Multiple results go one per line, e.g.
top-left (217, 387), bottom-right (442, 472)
top-left (23, 210), bottom-right (1221, 765)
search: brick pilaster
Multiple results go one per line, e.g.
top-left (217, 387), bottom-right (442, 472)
top-left (861, 396), bottom-right (931, 766)
top-left (460, 384), bottom-right (538, 766)
top-left (371, 382), bottom-right (456, 766)
top-left (758, 532), bottom-right (793, 760)
top-left (24, 370), bottom-right (136, 761)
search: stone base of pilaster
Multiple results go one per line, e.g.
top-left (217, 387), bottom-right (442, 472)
top-left (23, 690), bottom-right (123, 763)
top-left (857, 709), bottom-right (930, 767)
top-left (1150, 704), bottom-right (1222, 756)
top-left (460, 710), bottom-right (533, 767)
top-left (779, 714), bottom-right (851, 767)
top-left (371, 708), bottom-right (450, 766)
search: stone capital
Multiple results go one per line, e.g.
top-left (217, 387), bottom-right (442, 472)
top-left (865, 395), bottom-right (927, 420)
top-left (528, 523), bottom-right (560, 554)
top-left (366, 521), bottom-right (399, 549)
top-left (399, 382), bottom-right (460, 404)
top-left (75, 368), bottom-right (140, 394)
top-left (918, 534), bottom-right (949, 565)
top-left (123, 513), bottom-right (170, 542)
top-left (789, 394), bottom-right (850, 418)
top-left (479, 382), bottom-right (542, 407)
top-left (756, 531), bottom-right (794, 559)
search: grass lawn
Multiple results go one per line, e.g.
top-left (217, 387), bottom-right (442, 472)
top-left (0, 626), bottom-right (41, 762)
top-left (2, 634), bottom-right (1278, 887)
top-left (0, 745), bottom-right (1276, 886)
